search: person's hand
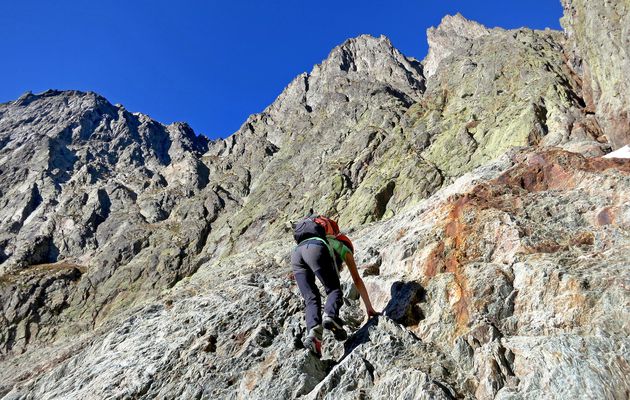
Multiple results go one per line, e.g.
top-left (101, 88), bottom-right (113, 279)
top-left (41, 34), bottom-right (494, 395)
top-left (366, 307), bottom-right (380, 318)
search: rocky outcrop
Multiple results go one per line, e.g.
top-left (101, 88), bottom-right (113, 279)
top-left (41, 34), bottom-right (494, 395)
top-left (205, 15), bottom-right (609, 251)
top-left (561, 0), bottom-right (630, 149)
top-left (2, 149), bottom-right (627, 400)
top-left (0, 1), bottom-right (629, 398)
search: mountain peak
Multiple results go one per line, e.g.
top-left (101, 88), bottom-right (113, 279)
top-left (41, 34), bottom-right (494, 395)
top-left (424, 13), bottom-right (490, 77)
top-left (320, 33), bottom-right (417, 76)
top-left (292, 33), bottom-right (426, 110)
top-left (336, 34), bottom-right (393, 54)
top-left (436, 13), bottom-right (489, 36)
top-left (5, 89), bottom-right (111, 110)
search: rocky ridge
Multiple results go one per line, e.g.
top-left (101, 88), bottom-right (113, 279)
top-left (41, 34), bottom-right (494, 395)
top-left (0, 0), bottom-right (629, 398)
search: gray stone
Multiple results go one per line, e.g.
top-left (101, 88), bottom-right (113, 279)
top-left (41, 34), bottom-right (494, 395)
top-left (1, 2), bottom-right (630, 398)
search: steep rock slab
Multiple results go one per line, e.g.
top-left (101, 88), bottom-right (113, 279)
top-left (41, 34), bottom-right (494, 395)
top-left (417, 14), bottom-right (606, 182)
top-left (561, 0), bottom-right (630, 149)
top-left (352, 149), bottom-right (629, 399)
top-left (3, 149), bottom-right (628, 399)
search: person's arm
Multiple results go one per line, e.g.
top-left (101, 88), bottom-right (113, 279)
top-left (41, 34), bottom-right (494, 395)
top-left (344, 251), bottom-right (379, 317)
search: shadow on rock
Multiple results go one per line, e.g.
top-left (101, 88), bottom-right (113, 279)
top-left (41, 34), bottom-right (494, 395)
top-left (383, 280), bottom-right (425, 326)
top-left (342, 315), bottom-right (381, 357)
top-left (341, 280), bottom-right (425, 358)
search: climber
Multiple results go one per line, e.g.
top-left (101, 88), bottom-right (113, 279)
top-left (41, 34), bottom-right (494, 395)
top-left (291, 210), bottom-right (378, 358)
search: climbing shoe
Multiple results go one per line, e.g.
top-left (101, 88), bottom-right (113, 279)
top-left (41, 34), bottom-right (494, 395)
top-left (323, 315), bottom-right (347, 341)
top-left (303, 325), bottom-right (323, 358)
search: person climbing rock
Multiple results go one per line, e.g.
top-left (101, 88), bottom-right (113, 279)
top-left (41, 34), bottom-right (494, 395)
top-left (291, 210), bottom-right (378, 358)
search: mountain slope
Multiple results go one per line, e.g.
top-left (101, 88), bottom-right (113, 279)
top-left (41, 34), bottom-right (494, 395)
top-left (1, 1), bottom-right (629, 398)
top-left (3, 148), bottom-right (627, 399)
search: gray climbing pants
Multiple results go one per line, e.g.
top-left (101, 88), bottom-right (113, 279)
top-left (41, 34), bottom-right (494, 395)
top-left (291, 239), bottom-right (342, 331)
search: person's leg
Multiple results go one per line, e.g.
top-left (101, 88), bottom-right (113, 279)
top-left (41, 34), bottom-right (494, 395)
top-left (291, 246), bottom-right (322, 331)
top-left (301, 242), bottom-right (343, 320)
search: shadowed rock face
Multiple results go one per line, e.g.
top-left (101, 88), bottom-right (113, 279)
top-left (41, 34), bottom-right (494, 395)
top-left (0, 2), bottom-right (629, 399)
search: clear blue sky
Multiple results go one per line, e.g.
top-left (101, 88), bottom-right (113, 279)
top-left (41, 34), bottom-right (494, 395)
top-left (0, 1), bottom-right (562, 139)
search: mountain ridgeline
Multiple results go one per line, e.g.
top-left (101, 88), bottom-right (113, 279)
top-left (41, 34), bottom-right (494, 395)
top-left (0, 0), bottom-right (629, 399)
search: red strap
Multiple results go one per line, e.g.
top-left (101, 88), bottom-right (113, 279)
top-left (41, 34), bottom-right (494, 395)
top-left (335, 233), bottom-right (354, 253)
top-left (313, 216), bottom-right (340, 236)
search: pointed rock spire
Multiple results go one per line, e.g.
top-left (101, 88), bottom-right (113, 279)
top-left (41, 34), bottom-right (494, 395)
top-left (424, 13), bottom-right (490, 78)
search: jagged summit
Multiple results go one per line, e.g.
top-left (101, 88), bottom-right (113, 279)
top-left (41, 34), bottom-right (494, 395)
top-left (1, 89), bottom-right (208, 154)
top-left (432, 13), bottom-right (490, 38)
top-left (423, 14), bottom-right (491, 78)
top-left (315, 34), bottom-right (425, 98)
top-left (0, 89), bottom-right (210, 275)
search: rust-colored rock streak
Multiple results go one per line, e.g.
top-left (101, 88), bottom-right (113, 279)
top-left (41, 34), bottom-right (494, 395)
top-left (422, 149), bottom-right (629, 336)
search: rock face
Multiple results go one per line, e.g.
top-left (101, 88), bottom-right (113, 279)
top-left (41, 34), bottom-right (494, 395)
top-left (2, 149), bottom-right (627, 400)
top-left (0, 90), bottom-right (216, 357)
top-left (561, 0), bottom-right (630, 149)
top-left (0, 1), bottom-right (629, 399)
